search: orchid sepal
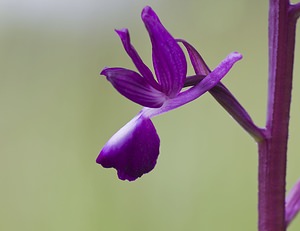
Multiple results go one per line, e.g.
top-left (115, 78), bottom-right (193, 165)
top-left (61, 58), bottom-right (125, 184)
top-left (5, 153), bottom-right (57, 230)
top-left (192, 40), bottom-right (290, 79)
top-left (142, 6), bottom-right (187, 97)
top-left (101, 67), bottom-right (166, 108)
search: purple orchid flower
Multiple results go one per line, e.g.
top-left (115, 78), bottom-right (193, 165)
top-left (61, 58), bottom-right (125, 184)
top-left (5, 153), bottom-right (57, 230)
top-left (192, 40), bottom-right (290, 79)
top-left (97, 6), bottom-right (242, 181)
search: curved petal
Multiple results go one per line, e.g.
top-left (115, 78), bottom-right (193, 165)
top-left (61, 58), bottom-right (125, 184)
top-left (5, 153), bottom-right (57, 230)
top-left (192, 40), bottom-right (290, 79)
top-left (143, 52), bottom-right (243, 118)
top-left (177, 39), bottom-right (211, 75)
top-left (142, 6), bottom-right (187, 97)
top-left (96, 114), bottom-right (160, 181)
top-left (179, 40), bottom-right (265, 141)
top-left (101, 67), bottom-right (166, 108)
top-left (115, 29), bottom-right (161, 91)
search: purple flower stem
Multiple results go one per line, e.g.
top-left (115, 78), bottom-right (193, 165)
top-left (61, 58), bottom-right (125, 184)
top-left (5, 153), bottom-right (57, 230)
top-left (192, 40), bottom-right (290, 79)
top-left (258, 0), bottom-right (298, 230)
top-left (290, 3), bottom-right (300, 19)
top-left (184, 75), bottom-right (266, 141)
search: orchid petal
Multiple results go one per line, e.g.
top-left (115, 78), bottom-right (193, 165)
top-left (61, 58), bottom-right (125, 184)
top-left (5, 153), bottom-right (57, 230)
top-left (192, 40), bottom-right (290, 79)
top-left (96, 114), bottom-right (160, 181)
top-left (144, 52), bottom-right (243, 118)
top-left (177, 39), bottom-right (211, 75)
top-left (101, 67), bottom-right (166, 108)
top-left (142, 6), bottom-right (187, 97)
top-left (115, 29), bottom-right (161, 91)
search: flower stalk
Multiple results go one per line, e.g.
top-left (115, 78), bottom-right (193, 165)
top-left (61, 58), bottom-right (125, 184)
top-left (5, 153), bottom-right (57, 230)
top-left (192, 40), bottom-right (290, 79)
top-left (179, 40), bottom-right (266, 141)
top-left (258, 0), bottom-right (298, 230)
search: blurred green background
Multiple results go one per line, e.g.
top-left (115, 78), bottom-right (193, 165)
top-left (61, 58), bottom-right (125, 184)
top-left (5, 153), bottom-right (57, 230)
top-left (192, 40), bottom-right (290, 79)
top-left (1, 0), bottom-right (300, 230)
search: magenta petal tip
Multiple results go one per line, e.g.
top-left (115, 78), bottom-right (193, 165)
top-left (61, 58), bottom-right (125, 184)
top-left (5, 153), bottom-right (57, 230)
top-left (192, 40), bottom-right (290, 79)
top-left (115, 28), bottom-right (128, 39)
top-left (141, 6), bottom-right (157, 21)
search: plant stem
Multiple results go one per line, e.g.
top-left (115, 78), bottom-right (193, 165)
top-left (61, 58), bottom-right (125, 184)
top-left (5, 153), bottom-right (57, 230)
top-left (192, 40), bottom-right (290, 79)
top-left (258, 0), bottom-right (297, 230)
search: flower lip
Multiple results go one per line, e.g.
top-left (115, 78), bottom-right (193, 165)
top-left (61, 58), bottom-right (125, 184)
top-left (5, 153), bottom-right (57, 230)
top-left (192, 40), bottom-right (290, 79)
top-left (96, 114), bottom-right (160, 181)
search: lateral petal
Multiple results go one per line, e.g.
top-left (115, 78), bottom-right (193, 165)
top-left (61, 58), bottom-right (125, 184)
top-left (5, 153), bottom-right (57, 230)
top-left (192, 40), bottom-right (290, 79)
top-left (177, 39), bottom-right (211, 75)
top-left (96, 114), bottom-right (160, 181)
top-left (101, 67), bottom-right (166, 108)
top-left (144, 52), bottom-right (243, 118)
top-left (142, 6), bottom-right (187, 97)
top-left (115, 29), bottom-right (161, 90)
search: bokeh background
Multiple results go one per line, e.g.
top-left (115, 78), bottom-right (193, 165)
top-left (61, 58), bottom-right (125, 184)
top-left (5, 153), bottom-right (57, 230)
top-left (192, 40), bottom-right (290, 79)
top-left (1, 0), bottom-right (300, 230)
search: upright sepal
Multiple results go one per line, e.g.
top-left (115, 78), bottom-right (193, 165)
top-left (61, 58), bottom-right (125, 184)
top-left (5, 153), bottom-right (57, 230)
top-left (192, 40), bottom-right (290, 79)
top-left (96, 114), bottom-right (160, 181)
top-left (115, 29), bottom-right (161, 91)
top-left (142, 6), bottom-right (187, 97)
